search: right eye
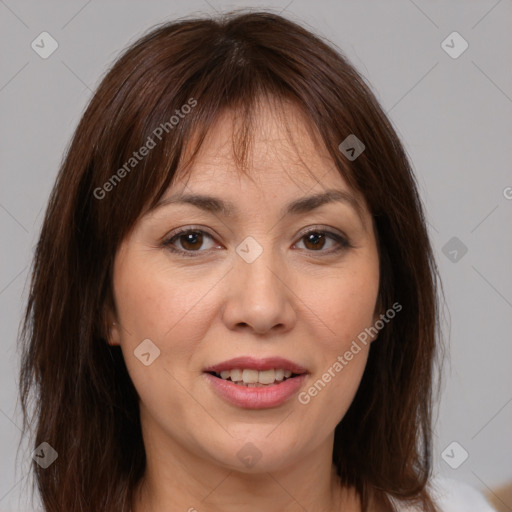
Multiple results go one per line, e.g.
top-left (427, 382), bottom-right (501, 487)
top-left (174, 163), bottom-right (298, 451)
top-left (162, 228), bottom-right (221, 257)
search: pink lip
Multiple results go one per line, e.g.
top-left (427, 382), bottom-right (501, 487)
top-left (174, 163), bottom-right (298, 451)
top-left (203, 356), bottom-right (308, 374)
top-left (203, 356), bottom-right (309, 410)
top-left (203, 372), bottom-right (307, 409)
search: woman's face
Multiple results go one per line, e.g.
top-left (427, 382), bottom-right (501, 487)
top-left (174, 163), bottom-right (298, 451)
top-left (109, 101), bottom-right (381, 473)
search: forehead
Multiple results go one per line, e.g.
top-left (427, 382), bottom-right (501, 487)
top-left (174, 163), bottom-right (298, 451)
top-left (149, 100), bottom-right (374, 234)
top-left (175, 98), bottom-right (351, 194)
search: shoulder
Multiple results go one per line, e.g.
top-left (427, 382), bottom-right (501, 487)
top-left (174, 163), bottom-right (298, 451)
top-left (393, 476), bottom-right (498, 512)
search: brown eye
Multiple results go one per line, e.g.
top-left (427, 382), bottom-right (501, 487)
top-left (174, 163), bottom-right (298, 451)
top-left (295, 229), bottom-right (349, 253)
top-left (179, 231), bottom-right (204, 251)
top-left (302, 232), bottom-right (327, 250)
top-left (163, 229), bottom-right (218, 255)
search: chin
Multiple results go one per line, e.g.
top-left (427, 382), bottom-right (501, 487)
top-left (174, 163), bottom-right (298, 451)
top-left (200, 430), bottom-right (307, 473)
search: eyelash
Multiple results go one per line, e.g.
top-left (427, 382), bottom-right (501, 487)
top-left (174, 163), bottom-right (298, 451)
top-left (162, 226), bottom-right (352, 258)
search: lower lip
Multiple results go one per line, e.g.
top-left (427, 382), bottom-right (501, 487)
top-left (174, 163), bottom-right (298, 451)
top-left (204, 373), bottom-right (307, 409)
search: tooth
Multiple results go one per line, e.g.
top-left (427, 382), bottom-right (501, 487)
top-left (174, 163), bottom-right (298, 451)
top-left (231, 369), bottom-right (243, 381)
top-left (242, 369), bottom-right (259, 384)
top-left (219, 368), bottom-right (295, 385)
top-left (258, 369), bottom-right (275, 384)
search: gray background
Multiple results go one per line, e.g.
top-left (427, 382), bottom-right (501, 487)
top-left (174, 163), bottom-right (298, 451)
top-left (1, 0), bottom-right (511, 510)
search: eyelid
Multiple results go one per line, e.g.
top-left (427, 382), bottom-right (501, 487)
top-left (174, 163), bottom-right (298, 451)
top-left (163, 224), bottom-right (217, 242)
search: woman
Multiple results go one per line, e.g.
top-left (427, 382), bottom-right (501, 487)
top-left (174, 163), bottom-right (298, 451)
top-left (19, 10), bottom-right (494, 512)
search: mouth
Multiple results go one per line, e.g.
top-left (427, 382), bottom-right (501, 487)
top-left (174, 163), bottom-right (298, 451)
top-left (206, 368), bottom-right (304, 387)
top-left (203, 357), bottom-right (308, 409)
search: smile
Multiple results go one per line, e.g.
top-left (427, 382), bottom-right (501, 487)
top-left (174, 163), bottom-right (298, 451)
top-left (203, 357), bottom-right (308, 409)
top-left (212, 368), bottom-right (297, 386)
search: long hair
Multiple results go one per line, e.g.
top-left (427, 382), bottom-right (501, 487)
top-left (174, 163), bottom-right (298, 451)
top-left (19, 10), bottom-right (443, 511)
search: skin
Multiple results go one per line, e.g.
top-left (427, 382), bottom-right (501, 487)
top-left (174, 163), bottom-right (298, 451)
top-left (108, 99), bottom-right (382, 512)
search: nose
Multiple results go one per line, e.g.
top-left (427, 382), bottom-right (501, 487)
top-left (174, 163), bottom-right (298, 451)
top-left (221, 245), bottom-right (297, 335)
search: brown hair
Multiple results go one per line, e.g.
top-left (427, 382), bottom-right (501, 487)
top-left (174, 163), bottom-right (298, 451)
top-left (19, 9), bottom-right (442, 511)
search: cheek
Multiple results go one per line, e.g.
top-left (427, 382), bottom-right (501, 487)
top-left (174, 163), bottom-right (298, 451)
top-left (113, 255), bottom-right (220, 344)
top-left (293, 256), bottom-right (378, 422)
top-left (111, 257), bottom-right (219, 424)
top-left (295, 278), bottom-right (375, 435)
top-left (303, 351), bottom-right (369, 410)
top-left (302, 262), bottom-right (380, 354)
top-left (111, 255), bottom-right (226, 407)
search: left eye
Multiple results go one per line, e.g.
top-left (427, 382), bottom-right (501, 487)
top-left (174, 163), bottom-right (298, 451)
top-left (162, 228), bottom-right (349, 256)
top-left (294, 230), bottom-right (349, 252)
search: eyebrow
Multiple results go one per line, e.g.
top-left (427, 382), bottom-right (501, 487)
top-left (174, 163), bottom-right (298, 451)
top-left (152, 188), bottom-right (366, 227)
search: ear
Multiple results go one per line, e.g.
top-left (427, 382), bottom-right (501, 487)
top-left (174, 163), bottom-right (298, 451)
top-left (102, 297), bottom-right (121, 346)
top-left (106, 317), bottom-right (121, 346)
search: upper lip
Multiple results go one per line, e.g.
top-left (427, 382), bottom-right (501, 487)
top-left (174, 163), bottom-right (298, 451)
top-left (204, 356), bottom-right (309, 374)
